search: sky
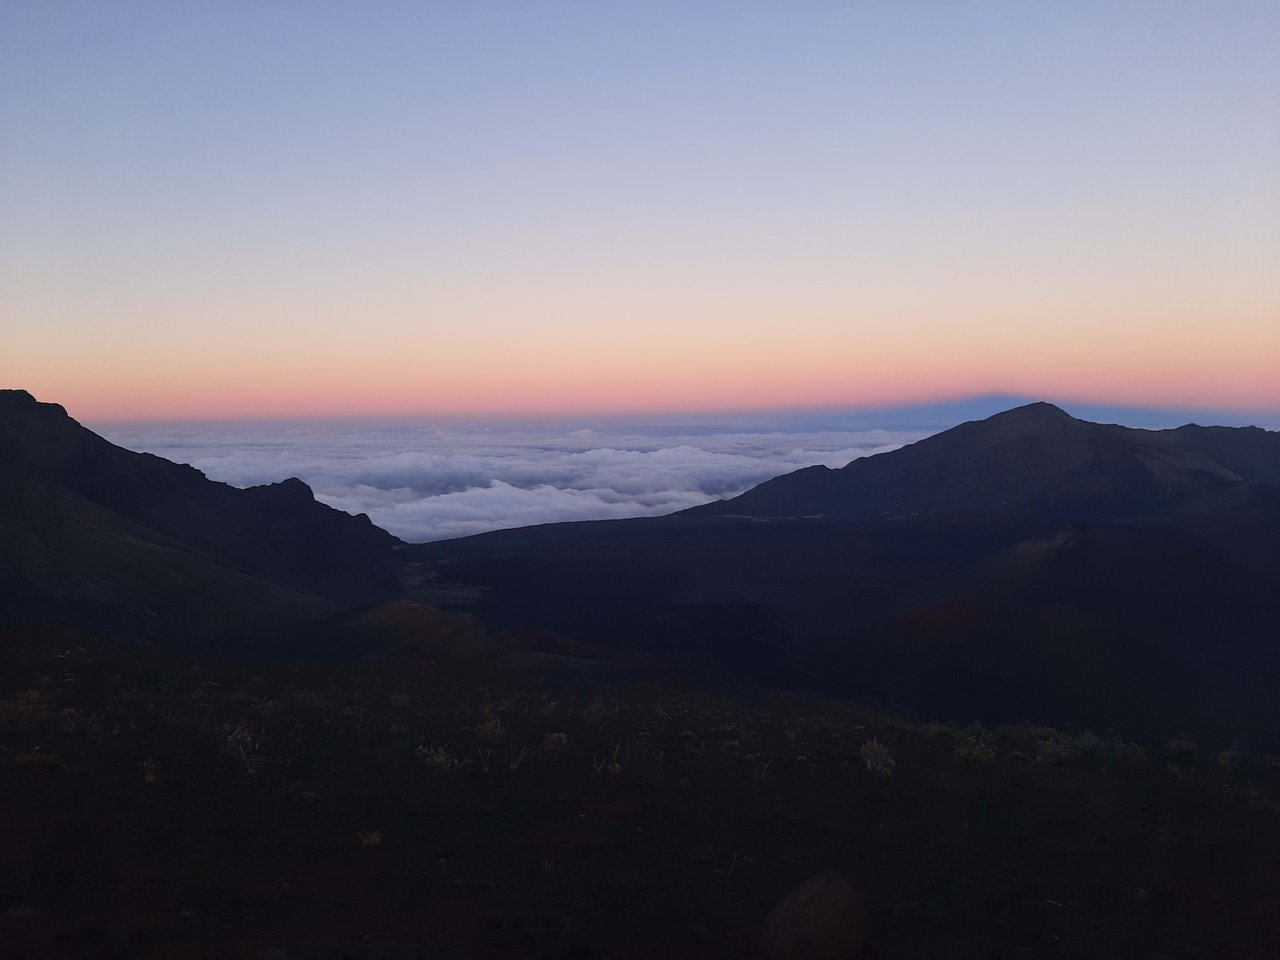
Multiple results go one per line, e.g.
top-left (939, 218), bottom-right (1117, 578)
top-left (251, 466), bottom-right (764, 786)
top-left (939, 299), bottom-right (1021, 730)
top-left (3, 2), bottom-right (1279, 421)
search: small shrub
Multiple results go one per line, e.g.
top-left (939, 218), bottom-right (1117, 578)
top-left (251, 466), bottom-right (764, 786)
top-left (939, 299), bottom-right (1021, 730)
top-left (858, 738), bottom-right (896, 778)
top-left (1216, 742), bottom-right (1246, 770)
top-left (476, 715), bottom-right (505, 739)
top-left (222, 720), bottom-right (261, 772)
top-left (0, 691), bottom-right (53, 730)
top-left (952, 734), bottom-right (996, 765)
top-left (592, 744), bottom-right (623, 776)
top-left (139, 757), bottom-right (159, 783)
top-left (1113, 740), bottom-right (1147, 761)
top-left (1072, 730), bottom-right (1109, 756)
top-left (542, 732), bottom-right (568, 751)
top-left (1035, 737), bottom-right (1080, 765)
top-left (994, 722), bottom-right (1061, 742)
top-left (12, 751), bottom-right (66, 773)
top-left (417, 745), bottom-right (461, 770)
top-left (358, 831), bottom-right (383, 847)
top-left (1064, 732), bottom-right (1146, 761)
top-left (1165, 734), bottom-right (1198, 758)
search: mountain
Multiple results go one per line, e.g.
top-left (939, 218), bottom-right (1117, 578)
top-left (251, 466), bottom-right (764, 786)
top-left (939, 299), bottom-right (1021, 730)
top-left (688, 401), bottom-right (1280, 521)
top-left (409, 403), bottom-right (1280, 742)
top-left (6, 389), bottom-right (1279, 742)
top-left (0, 389), bottom-right (404, 643)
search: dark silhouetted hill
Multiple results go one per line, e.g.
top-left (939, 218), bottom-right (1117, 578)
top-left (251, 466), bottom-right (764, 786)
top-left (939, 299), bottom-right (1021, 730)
top-left (687, 401), bottom-right (1280, 521)
top-left (6, 389), bottom-right (1279, 742)
top-left (410, 403), bottom-right (1280, 743)
top-left (0, 389), bottom-right (404, 643)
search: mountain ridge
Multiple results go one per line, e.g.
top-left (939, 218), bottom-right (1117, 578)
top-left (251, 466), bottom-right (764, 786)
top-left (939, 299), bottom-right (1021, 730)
top-left (6, 388), bottom-right (1280, 741)
top-left (686, 401), bottom-right (1279, 522)
top-left (0, 389), bottom-right (405, 642)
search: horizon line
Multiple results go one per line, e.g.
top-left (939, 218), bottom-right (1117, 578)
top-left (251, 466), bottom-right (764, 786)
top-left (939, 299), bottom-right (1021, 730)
top-left (60, 391), bottom-right (1280, 431)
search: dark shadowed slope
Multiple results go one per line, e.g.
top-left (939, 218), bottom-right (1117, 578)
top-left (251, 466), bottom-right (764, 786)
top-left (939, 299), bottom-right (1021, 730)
top-left (0, 389), bottom-right (404, 642)
top-left (410, 403), bottom-right (1280, 741)
top-left (7, 389), bottom-right (1280, 741)
top-left (688, 401), bottom-right (1280, 521)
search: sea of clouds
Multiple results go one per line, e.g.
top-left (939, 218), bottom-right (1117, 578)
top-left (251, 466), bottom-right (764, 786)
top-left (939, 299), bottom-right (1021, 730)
top-left (94, 417), bottom-right (932, 542)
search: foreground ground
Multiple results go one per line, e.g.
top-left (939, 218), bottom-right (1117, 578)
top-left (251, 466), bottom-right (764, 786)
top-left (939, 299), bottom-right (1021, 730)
top-left (2, 625), bottom-right (1278, 959)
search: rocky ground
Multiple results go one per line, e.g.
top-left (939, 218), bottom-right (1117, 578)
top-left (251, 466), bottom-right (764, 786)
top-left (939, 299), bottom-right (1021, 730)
top-left (3, 624), bottom-right (1279, 959)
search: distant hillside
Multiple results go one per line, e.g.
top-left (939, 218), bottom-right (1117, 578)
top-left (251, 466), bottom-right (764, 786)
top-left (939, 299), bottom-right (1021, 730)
top-left (7, 389), bottom-right (1280, 743)
top-left (410, 402), bottom-right (1280, 742)
top-left (687, 401), bottom-right (1280, 521)
top-left (0, 389), bottom-right (404, 642)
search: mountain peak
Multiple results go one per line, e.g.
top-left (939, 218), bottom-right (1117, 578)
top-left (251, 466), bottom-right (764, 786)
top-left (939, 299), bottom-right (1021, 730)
top-left (255, 476), bottom-right (315, 497)
top-left (0, 389), bottom-right (66, 417)
top-left (962, 402), bottom-right (1083, 440)
top-left (692, 401), bottom-right (1279, 521)
top-left (988, 401), bottom-right (1074, 423)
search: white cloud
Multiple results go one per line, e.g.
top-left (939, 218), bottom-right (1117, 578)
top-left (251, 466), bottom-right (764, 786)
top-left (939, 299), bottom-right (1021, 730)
top-left (93, 418), bottom-right (929, 542)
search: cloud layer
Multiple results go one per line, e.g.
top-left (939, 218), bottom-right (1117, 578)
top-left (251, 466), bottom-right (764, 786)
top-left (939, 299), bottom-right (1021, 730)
top-left (95, 418), bottom-right (929, 542)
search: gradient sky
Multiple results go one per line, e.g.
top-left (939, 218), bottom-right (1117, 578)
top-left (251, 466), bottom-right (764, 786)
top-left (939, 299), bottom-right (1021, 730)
top-left (3, 1), bottom-right (1278, 422)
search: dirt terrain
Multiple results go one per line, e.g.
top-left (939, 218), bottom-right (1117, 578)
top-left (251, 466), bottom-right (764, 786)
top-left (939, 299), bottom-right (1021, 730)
top-left (3, 624), bottom-right (1279, 960)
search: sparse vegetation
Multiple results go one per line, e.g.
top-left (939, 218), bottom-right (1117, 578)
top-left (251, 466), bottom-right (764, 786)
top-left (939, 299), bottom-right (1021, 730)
top-left (858, 737), bottom-right (896, 777)
top-left (416, 745), bottom-right (463, 770)
top-left (1035, 736), bottom-right (1080, 765)
top-left (952, 732), bottom-right (997, 765)
top-left (3, 625), bottom-right (1279, 959)
top-left (0, 689), bottom-right (53, 730)
top-left (476, 714), bottom-right (505, 739)
top-left (1072, 730), bottom-right (1109, 756)
top-left (12, 750), bottom-right (67, 772)
top-left (1216, 742), bottom-right (1246, 770)
top-left (286, 688), bottom-right (331, 711)
top-left (222, 720), bottom-right (262, 773)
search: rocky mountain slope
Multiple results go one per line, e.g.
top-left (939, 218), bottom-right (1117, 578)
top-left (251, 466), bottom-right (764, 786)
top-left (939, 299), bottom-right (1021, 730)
top-left (688, 401), bottom-right (1280, 521)
top-left (411, 405), bottom-right (1280, 742)
top-left (0, 389), bottom-right (404, 643)
top-left (6, 389), bottom-right (1279, 741)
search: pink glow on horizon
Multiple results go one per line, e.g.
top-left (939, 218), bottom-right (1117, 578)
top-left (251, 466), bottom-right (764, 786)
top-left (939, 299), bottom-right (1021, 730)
top-left (13, 295), bottom-right (1278, 424)
top-left (27, 349), bottom-right (1280, 425)
top-left (6, 4), bottom-right (1279, 430)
